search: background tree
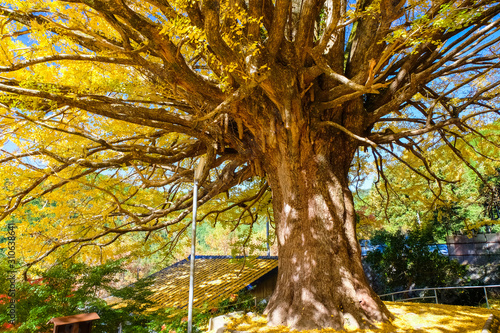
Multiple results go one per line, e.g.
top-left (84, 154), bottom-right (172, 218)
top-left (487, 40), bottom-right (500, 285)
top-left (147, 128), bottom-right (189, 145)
top-left (361, 138), bottom-right (500, 238)
top-left (0, 0), bottom-right (499, 330)
top-left (482, 167), bottom-right (500, 222)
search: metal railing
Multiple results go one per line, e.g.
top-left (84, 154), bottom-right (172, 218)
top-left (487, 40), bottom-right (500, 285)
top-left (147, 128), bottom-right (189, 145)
top-left (379, 285), bottom-right (500, 308)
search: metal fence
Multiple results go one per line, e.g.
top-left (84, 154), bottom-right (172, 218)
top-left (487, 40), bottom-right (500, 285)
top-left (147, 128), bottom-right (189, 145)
top-left (379, 285), bottom-right (500, 308)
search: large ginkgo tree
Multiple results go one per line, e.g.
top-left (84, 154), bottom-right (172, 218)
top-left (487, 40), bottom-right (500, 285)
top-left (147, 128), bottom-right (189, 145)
top-left (0, 0), bottom-right (499, 330)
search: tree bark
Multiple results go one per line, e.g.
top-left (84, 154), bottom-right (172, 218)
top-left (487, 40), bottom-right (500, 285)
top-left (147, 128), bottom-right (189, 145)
top-left (260, 133), bottom-right (392, 330)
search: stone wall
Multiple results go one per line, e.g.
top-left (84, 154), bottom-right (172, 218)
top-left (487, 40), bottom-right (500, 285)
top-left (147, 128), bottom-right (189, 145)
top-left (446, 233), bottom-right (500, 265)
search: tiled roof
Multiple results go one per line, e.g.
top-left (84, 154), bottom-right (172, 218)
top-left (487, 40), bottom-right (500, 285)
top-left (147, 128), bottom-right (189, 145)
top-left (147, 255), bottom-right (278, 309)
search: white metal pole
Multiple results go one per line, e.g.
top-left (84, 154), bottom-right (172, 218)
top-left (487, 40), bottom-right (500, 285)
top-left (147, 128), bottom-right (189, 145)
top-left (266, 217), bottom-right (270, 256)
top-left (188, 157), bottom-right (205, 333)
top-left (187, 179), bottom-right (198, 333)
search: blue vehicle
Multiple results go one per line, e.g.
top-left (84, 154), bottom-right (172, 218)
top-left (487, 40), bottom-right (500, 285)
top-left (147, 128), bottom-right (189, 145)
top-left (360, 240), bottom-right (449, 256)
top-left (359, 240), bottom-right (385, 256)
top-left (428, 244), bottom-right (449, 256)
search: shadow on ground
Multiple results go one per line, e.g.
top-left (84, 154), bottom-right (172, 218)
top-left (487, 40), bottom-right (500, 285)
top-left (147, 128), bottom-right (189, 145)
top-left (220, 302), bottom-right (500, 332)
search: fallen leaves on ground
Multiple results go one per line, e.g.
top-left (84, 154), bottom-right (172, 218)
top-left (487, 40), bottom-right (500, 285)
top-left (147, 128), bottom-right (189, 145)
top-left (222, 302), bottom-right (500, 332)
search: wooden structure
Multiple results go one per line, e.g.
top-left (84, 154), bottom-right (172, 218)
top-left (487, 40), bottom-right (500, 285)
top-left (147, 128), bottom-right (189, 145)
top-left (145, 255), bottom-right (278, 309)
top-left (248, 268), bottom-right (278, 300)
top-left (47, 313), bottom-right (100, 333)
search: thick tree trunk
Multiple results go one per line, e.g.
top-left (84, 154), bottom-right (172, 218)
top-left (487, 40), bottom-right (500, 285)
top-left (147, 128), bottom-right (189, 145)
top-left (261, 136), bottom-right (392, 330)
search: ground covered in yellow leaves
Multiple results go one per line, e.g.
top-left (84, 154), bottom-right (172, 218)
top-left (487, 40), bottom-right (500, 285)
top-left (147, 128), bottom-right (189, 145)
top-left (223, 302), bottom-right (500, 333)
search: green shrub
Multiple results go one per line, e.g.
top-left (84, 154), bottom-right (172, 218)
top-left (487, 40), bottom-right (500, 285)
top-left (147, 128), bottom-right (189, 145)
top-left (0, 259), bottom-right (161, 332)
top-left (364, 228), bottom-right (467, 294)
